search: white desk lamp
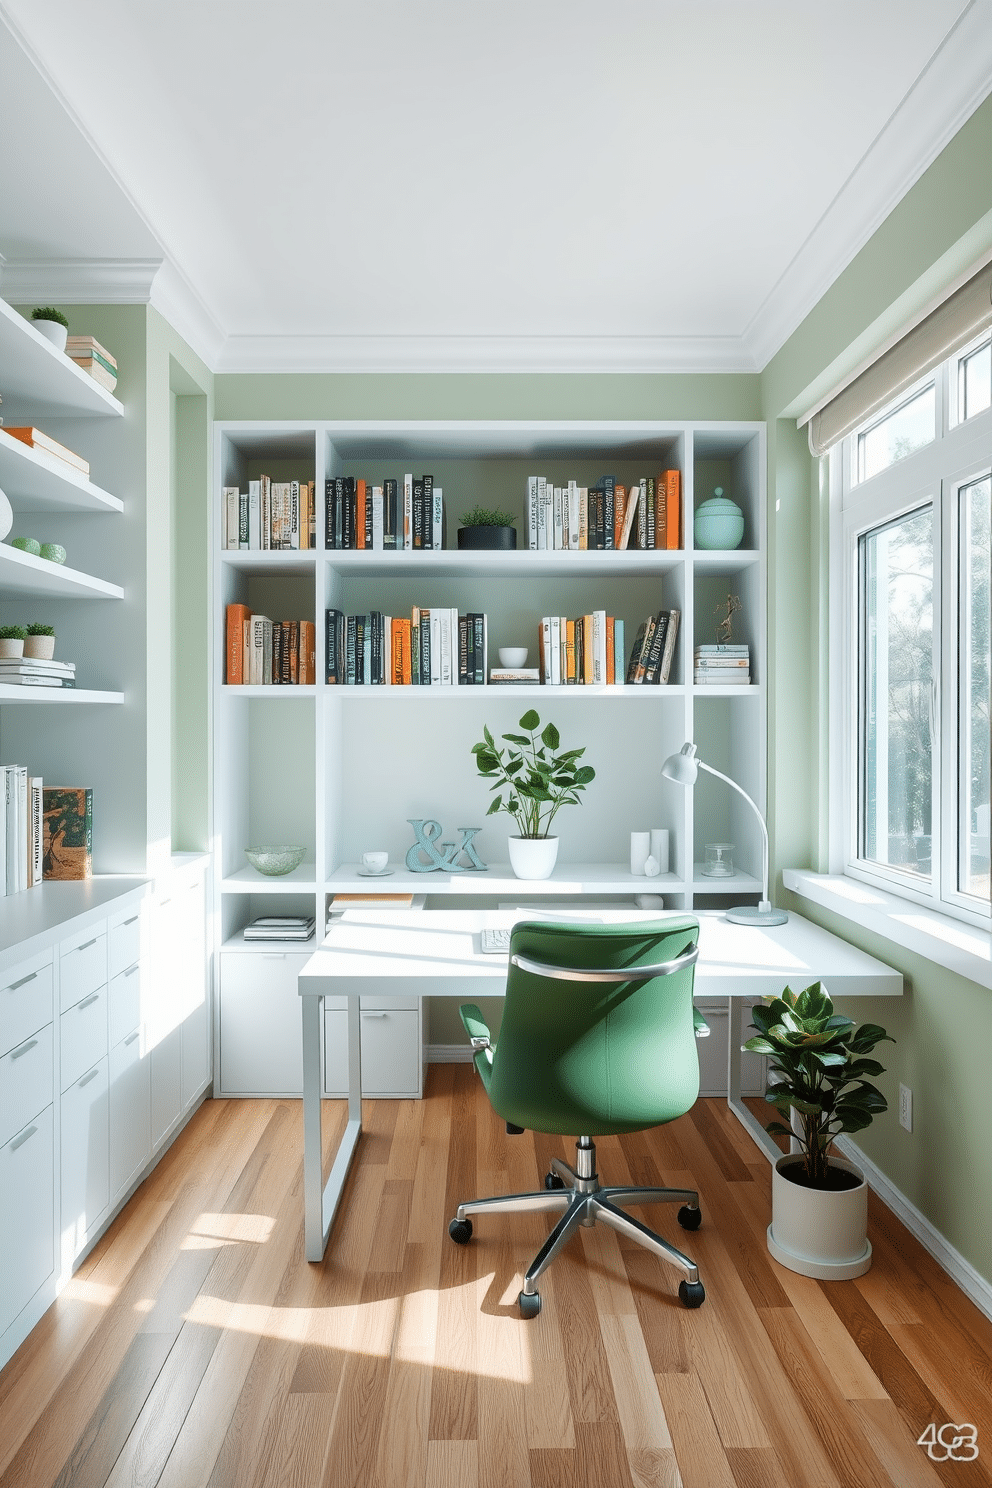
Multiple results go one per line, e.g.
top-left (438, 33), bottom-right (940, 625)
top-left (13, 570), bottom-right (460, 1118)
top-left (661, 742), bottom-right (788, 926)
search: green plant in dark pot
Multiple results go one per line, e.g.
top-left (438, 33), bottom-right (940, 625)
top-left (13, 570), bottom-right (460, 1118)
top-left (457, 504), bottom-right (518, 551)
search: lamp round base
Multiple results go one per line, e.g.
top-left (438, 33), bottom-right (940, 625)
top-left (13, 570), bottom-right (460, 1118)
top-left (724, 905), bottom-right (789, 926)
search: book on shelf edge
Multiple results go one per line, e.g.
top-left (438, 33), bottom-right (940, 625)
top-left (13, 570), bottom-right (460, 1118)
top-left (659, 609), bottom-right (680, 683)
top-left (42, 786), bottom-right (92, 881)
top-left (641, 611), bottom-right (669, 684)
top-left (66, 335), bottom-right (117, 368)
top-left (664, 469), bottom-right (681, 549)
top-left (5, 427), bottom-right (90, 476)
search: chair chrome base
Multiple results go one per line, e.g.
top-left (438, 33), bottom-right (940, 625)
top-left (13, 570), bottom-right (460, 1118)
top-left (451, 1136), bottom-right (705, 1316)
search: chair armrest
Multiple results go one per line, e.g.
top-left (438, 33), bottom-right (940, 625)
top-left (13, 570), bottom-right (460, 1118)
top-left (459, 1003), bottom-right (492, 1049)
top-left (693, 1006), bottom-right (711, 1039)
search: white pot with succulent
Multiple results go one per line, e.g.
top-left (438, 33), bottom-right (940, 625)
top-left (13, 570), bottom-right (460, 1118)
top-left (23, 623), bottom-right (56, 660)
top-left (0, 625), bottom-right (26, 660)
top-left (472, 709), bottom-right (596, 879)
top-left (30, 306), bottom-right (69, 353)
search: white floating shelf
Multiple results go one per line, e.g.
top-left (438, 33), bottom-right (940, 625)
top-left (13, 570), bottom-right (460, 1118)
top-left (0, 429), bottom-right (122, 514)
top-left (222, 863), bottom-right (318, 892)
top-left (0, 297), bottom-right (123, 419)
top-left (0, 686), bottom-right (124, 704)
top-left (327, 863), bottom-right (684, 895)
top-left (0, 544), bottom-right (124, 599)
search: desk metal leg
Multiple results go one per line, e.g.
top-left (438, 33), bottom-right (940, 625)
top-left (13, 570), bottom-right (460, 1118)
top-left (726, 995), bottom-right (781, 1163)
top-left (302, 991), bottom-right (364, 1263)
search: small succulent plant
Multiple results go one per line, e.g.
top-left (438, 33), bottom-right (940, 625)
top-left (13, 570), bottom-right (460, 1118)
top-left (460, 505), bottom-right (517, 528)
top-left (0, 625), bottom-right (27, 640)
top-left (27, 623), bottom-right (55, 637)
top-left (31, 307), bottom-right (69, 328)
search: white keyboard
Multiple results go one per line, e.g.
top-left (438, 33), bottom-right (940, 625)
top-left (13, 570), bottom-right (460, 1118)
top-left (480, 927), bottom-right (511, 954)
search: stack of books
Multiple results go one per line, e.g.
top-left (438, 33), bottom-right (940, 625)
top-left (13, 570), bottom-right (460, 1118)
top-left (243, 916), bottom-right (315, 942)
top-left (523, 471), bottom-right (681, 551)
top-left (5, 427), bottom-right (90, 479)
top-left (325, 474), bottom-right (443, 550)
top-left (694, 644), bottom-right (751, 685)
top-left (66, 335), bottom-right (118, 392)
top-left (626, 610), bottom-right (681, 684)
top-left (538, 612), bottom-right (626, 685)
top-left (326, 607), bottom-right (487, 685)
top-left (489, 667), bottom-right (540, 685)
top-left (222, 477), bottom-right (316, 550)
top-left (0, 657), bottom-right (76, 689)
top-left (225, 607), bottom-right (316, 685)
top-left (0, 766), bottom-right (43, 893)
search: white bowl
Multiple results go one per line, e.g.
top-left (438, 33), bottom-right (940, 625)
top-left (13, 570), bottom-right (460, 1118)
top-left (498, 647), bottom-right (528, 667)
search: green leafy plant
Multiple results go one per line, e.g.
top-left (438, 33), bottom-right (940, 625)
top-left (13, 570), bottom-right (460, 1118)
top-left (744, 982), bottom-right (894, 1189)
top-left (31, 307), bottom-right (69, 328)
top-left (459, 505), bottom-right (517, 528)
top-left (472, 709), bottom-right (595, 839)
top-left (0, 625), bottom-right (27, 641)
top-left (27, 623), bottom-right (55, 637)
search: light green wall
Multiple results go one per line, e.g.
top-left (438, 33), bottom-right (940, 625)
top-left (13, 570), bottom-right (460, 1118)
top-left (760, 94), bottom-right (992, 1286)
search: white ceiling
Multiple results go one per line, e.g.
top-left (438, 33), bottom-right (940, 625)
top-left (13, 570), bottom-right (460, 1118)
top-left (1, 1), bottom-right (990, 374)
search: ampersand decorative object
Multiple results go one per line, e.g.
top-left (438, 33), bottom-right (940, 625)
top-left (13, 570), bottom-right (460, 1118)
top-left (405, 819), bottom-right (488, 872)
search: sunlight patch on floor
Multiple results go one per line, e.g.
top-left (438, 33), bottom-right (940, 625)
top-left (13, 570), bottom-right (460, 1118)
top-left (180, 1212), bottom-right (275, 1250)
top-left (60, 1278), bottom-right (118, 1307)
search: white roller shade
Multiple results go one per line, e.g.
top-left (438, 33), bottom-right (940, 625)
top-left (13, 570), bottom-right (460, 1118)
top-left (805, 260), bottom-right (992, 457)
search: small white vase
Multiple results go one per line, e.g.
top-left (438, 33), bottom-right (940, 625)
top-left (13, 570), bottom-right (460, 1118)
top-left (33, 319), bottom-right (68, 353)
top-left (767, 1154), bottom-right (871, 1279)
top-left (0, 638), bottom-right (25, 659)
top-left (508, 835), bottom-right (559, 880)
top-left (0, 488), bottom-right (12, 541)
top-left (23, 634), bottom-right (55, 660)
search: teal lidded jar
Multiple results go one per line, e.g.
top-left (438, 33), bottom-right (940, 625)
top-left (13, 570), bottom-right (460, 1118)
top-left (693, 488), bottom-right (744, 550)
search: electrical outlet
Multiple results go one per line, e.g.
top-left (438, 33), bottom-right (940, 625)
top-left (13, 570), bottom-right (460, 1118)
top-left (899, 1083), bottom-right (913, 1132)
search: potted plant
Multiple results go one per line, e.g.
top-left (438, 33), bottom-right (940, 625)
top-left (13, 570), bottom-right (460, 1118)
top-left (30, 306), bottom-right (69, 353)
top-left (744, 981), bottom-right (894, 1279)
top-left (472, 709), bottom-right (595, 877)
top-left (0, 625), bottom-right (27, 659)
top-left (24, 623), bottom-right (56, 661)
top-left (457, 505), bottom-right (518, 551)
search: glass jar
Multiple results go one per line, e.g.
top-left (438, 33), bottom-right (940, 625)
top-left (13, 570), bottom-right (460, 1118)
top-left (702, 842), bottom-right (734, 877)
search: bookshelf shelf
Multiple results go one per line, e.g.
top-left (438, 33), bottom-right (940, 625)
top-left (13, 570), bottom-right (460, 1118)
top-left (328, 863), bottom-right (684, 895)
top-left (321, 683), bottom-right (688, 700)
top-left (0, 297), bottom-right (124, 420)
top-left (0, 686), bottom-right (124, 704)
top-left (691, 866), bottom-right (764, 895)
top-left (0, 430), bottom-right (124, 516)
top-left (221, 863), bottom-right (319, 893)
top-left (0, 545), bottom-right (124, 601)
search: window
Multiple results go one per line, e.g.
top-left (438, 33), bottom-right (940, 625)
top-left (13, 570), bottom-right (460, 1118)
top-left (833, 348), bottom-right (991, 926)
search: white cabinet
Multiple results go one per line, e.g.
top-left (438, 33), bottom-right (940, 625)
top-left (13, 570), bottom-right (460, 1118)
top-left (323, 996), bottom-right (423, 1098)
top-left (146, 864), bottom-right (210, 1145)
top-left (0, 1107), bottom-right (54, 1340)
top-left (219, 949), bottom-right (308, 1095)
top-left (60, 1059), bottom-right (109, 1269)
top-left (109, 1031), bottom-right (150, 1201)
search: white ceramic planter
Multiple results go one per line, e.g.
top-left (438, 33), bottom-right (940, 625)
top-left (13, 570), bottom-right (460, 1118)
top-left (32, 319), bottom-right (69, 353)
top-left (0, 638), bottom-right (24, 659)
top-left (508, 834), bottom-right (559, 880)
top-left (23, 635), bottom-right (55, 660)
top-left (767, 1154), bottom-right (871, 1279)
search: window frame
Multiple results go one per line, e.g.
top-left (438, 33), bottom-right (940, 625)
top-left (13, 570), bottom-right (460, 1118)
top-left (829, 357), bottom-right (991, 931)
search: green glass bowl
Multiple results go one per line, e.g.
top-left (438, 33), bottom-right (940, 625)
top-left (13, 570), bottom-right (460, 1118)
top-left (245, 845), bottom-right (305, 876)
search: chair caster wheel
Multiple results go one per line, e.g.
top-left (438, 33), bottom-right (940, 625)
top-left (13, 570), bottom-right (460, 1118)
top-left (677, 1204), bottom-right (702, 1231)
top-left (544, 1171), bottom-right (565, 1190)
top-left (518, 1289), bottom-right (542, 1318)
top-left (448, 1217), bottom-right (473, 1245)
top-left (679, 1280), bottom-right (705, 1309)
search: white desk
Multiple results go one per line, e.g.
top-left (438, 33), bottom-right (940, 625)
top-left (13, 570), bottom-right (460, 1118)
top-left (298, 908), bottom-right (902, 1261)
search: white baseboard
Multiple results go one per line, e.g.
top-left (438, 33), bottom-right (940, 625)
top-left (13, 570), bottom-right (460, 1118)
top-left (835, 1135), bottom-right (992, 1323)
top-left (427, 1044), bottom-right (475, 1063)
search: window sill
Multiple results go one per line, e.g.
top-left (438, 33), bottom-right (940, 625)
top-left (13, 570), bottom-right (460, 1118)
top-left (782, 870), bottom-right (990, 988)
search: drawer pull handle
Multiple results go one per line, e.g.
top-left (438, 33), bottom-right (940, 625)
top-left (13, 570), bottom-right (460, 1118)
top-left (74, 938), bottom-right (99, 952)
top-left (11, 1038), bottom-right (39, 1060)
top-left (9, 972), bottom-right (39, 990)
top-left (261, 953), bottom-right (287, 960)
top-left (362, 1011), bottom-right (388, 1019)
top-left (10, 1125), bottom-right (39, 1152)
top-left (124, 1030), bottom-right (141, 1046)
top-left (122, 915), bottom-right (139, 927)
top-left (123, 965), bottom-right (140, 978)
top-left (78, 994), bottom-right (101, 1011)
top-left (79, 1067), bottom-right (100, 1088)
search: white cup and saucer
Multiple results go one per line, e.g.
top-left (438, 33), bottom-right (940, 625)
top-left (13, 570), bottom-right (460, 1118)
top-left (357, 850), bottom-right (392, 877)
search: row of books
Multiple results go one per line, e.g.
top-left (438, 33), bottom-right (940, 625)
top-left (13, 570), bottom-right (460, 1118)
top-left (5, 426), bottom-right (90, 478)
top-left (693, 643), bottom-right (751, 685)
top-left (0, 776), bottom-right (93, 892)
top-left (324, 475), bottom-right (444, 550)
top-left (0, 657), bottom-right (76, 689)
top-left (225, 606), bottom-right (317, 685)
top-left (66, 334), bottom-right (117, 393)
top-left (524, 472), bottom-right (681, 551)
top-left (536, 613), bottom-right (626, 685)
top-left (326, 607), bottom-right (487, 686)
top-left (626, 611), bottom-right (681, 685)
top-left (222, 477), bottom-right (317, 551)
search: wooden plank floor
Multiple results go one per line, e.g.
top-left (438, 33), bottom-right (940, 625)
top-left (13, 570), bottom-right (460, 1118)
top-left (2, 1066), bottom-right (990, 1488)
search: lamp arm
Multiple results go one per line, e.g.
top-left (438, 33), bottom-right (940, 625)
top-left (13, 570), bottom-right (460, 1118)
top-left (696, 760), bottom-right (771, 908)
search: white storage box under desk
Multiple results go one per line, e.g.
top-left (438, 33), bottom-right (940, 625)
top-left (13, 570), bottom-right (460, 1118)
top-left (323, 995), bottom-right (423, 1099)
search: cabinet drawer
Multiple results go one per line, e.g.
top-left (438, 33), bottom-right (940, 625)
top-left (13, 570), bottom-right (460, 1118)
top-left (0, 952), bottom-right (53, 1057)
top-left (61, 986), bottom-right (108, 1091)
top-left (0, 1022), bottom-right (53, 1151)
top-left (109, 1031), bottom-right (150, 1200)
top-left (109, 963), bottom-right (143, 1047)
top-left (108, 910), bottom-right (143, 979)
top-left (61, 1059), bottom-right (109, 1262)
top-left (0, 1106), bottom-right (55, 1340)
top-left (323, 1006), bottom-right (422, 1098)
top-left (60, 931), bottom-right (107, 1013)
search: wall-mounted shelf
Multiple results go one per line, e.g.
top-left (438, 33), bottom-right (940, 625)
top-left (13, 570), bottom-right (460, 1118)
top-left (0, 545), bottom-right (123, 600)
top-left (0, 429), bottom-right (123, 515)
top-left (0, 686), bottom-right (124, 705)
top-left (0, 298), bottom-right (123, 420)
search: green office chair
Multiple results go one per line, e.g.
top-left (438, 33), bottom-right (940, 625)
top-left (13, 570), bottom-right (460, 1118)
top-left (448, 917), bottom-right (707, 1318)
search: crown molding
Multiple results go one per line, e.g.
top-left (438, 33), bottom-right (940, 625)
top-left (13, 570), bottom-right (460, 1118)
top-left (745, 0), bottom-right (992, 371)
top-left (0, 256), bottom-right (161, 302)
top-left (214, 332), bottom-right (759, 377)
top-left (148, 259), bottom-right (227, 370)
